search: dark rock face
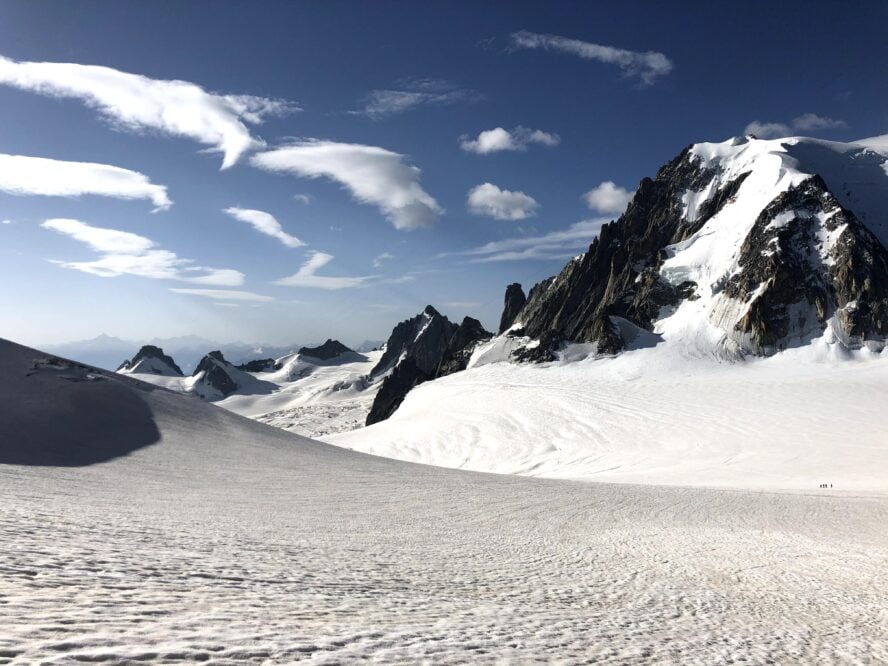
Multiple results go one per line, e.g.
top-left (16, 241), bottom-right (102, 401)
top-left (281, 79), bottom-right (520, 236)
top-left (193, 351), bottom-right (239, 398)
top-left (298, 339), bottom-right (352, 360)
top-left (370, 306), bottom-right (458, 378)
top-left (437, 317), bottom-right (493, 376)
top-left (117, 345), bottom-right (183, 376)
top-left (514, 147), bottom-right (751, 355)
top-left (236, 358), bottom-right (279, 373)
top-left (366, 307), bottom-right (491, 425)
top-left (721, 175), bottom-right (888, 352)
top-left (366, 357), bottom-right (429, 425)
top-left (499, 283), bottom-right (527, 333)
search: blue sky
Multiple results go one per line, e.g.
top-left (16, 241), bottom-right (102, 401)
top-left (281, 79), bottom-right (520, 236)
top-left (1, 0), bottom-right (886, 347)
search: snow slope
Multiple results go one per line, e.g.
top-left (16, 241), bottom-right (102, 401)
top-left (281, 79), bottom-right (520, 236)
top-left (1, 338), bottom-right (887, 663)
top-left (329, 337), bottom-right (888, 492)
top-left (123, 349), bottom-right (383, 437)
top-left (661, 135), bottom-right (888, 354)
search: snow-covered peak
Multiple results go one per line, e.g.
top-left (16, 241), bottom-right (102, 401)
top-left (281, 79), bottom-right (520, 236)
top-left (117, 345), bottom-right (183, 377)
top-left (506, 133), bottom-right (888, 361)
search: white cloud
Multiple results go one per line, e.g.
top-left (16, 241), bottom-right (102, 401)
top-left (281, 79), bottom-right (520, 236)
top-left (1, 219), bottom-right (14, 224)
top-left (41, 218), bottom-right (242, 285)
top-left (583, 181), bottom-right (634, 215)
top-left (790, 113), bottom-right (847, 132)
top-left (251, 140), bottom-right (442, 230)
top-left (292, 193), bottom-right (312, 204)
top-left (509, 30), bottom-right (673, 85)
top-left (274, 251), bottom-right (371, 290)
top-left (373, 251), bottom-right (394, 268)
top-left (169, 288), bottom-right (273, 302)
top-left (0, 153), bottom-right (171, 210)
top-left (467, 183), bottom-right (539, 221)
top-left (223, 207), bottom-right (305, 248)
top-left (457, 218), bottom-right (608, 262)
top-left (460, 126), bottom-right (560, 154)
top-left (352, 79), bottom-right (479, 119)
top-left (0, 54), bottom-right (296, 169)
top-left (744, 113), bottom-right (847, 139)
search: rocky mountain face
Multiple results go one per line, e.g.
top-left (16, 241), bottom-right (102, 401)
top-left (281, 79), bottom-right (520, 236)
top-left (298, 339), bottom-right (353, 360)
top-left (117, 345), bottom-right (183, 376)
top-left (503, 135), bottom-right (888, 359)
top-left (192, 351), bottom-right (249, 400)
top-left (236, 358), bottom-right (280, 373)
top-left (366, 307), bottom-right (492, 425)
top-left (499, 283), bottom-right (526, 333)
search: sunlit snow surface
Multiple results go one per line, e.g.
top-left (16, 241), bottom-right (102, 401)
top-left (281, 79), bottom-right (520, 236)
top-left (329, 337), bottom-right (888, 492)
top-left (2, 339), bottom-right (888, 663)
top-left (126, 350), bottom-right (383, 438)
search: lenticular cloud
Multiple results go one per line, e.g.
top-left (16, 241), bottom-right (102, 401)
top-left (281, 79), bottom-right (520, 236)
top-left (0, 153), bottom-right (172, 210)
top-left (251, 140), bottom-right (442, 230)
top-left (0, 55), bottom-right (296, 168)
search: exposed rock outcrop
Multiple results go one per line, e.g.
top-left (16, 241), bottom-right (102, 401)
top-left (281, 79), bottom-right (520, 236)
top-left (366, 307), bottom-right (491, 425)
top-left (436, 317), bottom-right (493, 376)
top-left (298, 339), bottom-right (353, 360)
top-left (236, 358), bottom-right (280, 373)
top-left (515, 148), bottom-right (750, 355)
top-left (369, 306), bottom-right (458, 378)
top-left (117, 345), bottom-right (183, 376)
top-left (499, 283), bottom-right (526, 333)
top-left (717, 175), bottom-right (888, 352)
top-left (192, 351), bottom-right (241, 399)
top-left (506, 135), bottom-right (888, 359)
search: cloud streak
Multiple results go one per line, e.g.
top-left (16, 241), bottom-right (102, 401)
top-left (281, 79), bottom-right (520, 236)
top-left (467, 183), bottom-right (539, 221)
top-left (169, 288), bottom-right (273, 302)
top-left (41, 218), bottom-right (243, 285)
top-left (251, 140), bottom-right (442, 230)
top-left (223, 207), bottom-right (305, 248)
top-left (0, 153), bottom-right (171, 210)
top-left (352, 79), bottom-right (479, 119)
top-left (456, 218), bottom-right (609, 262)
top-left (460, 126), bottom-right (560, 154)
top-left (744, 113), bottom-right (847, 139)
top-left (0, 54), bottom-right (296, 168)
top-left (509, 30), bottom-right (673, 85)
top-left (274, 251), bottom-right (372, 290)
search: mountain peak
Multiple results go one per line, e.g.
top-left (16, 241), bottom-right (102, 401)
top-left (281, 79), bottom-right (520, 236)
top-left (117, 345), bottom-right (183, 376)
top-left (506, 134), bottom-right (888, 360)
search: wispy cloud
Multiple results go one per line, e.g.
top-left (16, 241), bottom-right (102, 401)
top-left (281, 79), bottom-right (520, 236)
top-left (251, 140), bottom-right (442, 230)
top-left (1, 219), bottom-right (14, 225)
top-left (744, 113), bottom-right (847, 139)
top-left (443, 301), bottom-right (481, 308)
top-left (274, 251), bottom-right (372, 290)
top-left (169, 288), bottom-right (273, 302)
top-left (455, 218), bottom-right (608, 262)
top-left (0, 54), bottom-right (296, 168)
top-left (223, 206), bottom-right (305, 248)
top-left (460, 126), bottom-right (560, 154)
top-left (509, 30), bottom-right (673, 85)
top-left (0, 153), bottom-right (171, 210)
top-left (373, 251), bottom-right (394, 268)
top-left (292, 193), bottom-right (312, 204)
top-left (467, 183), bottom-right (539, 221)
top-left (352, 78), bottom-right (480, 119)
top-left (583, 181), bottom-right (634, 215)
top-left (41, 218), bottom-right (243, 285)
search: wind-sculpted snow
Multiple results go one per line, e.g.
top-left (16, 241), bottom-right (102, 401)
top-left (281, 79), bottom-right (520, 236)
top-left (2, 338), bottom-right (887, 663)
top-left (330, 340), bottom-right (888, 493)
